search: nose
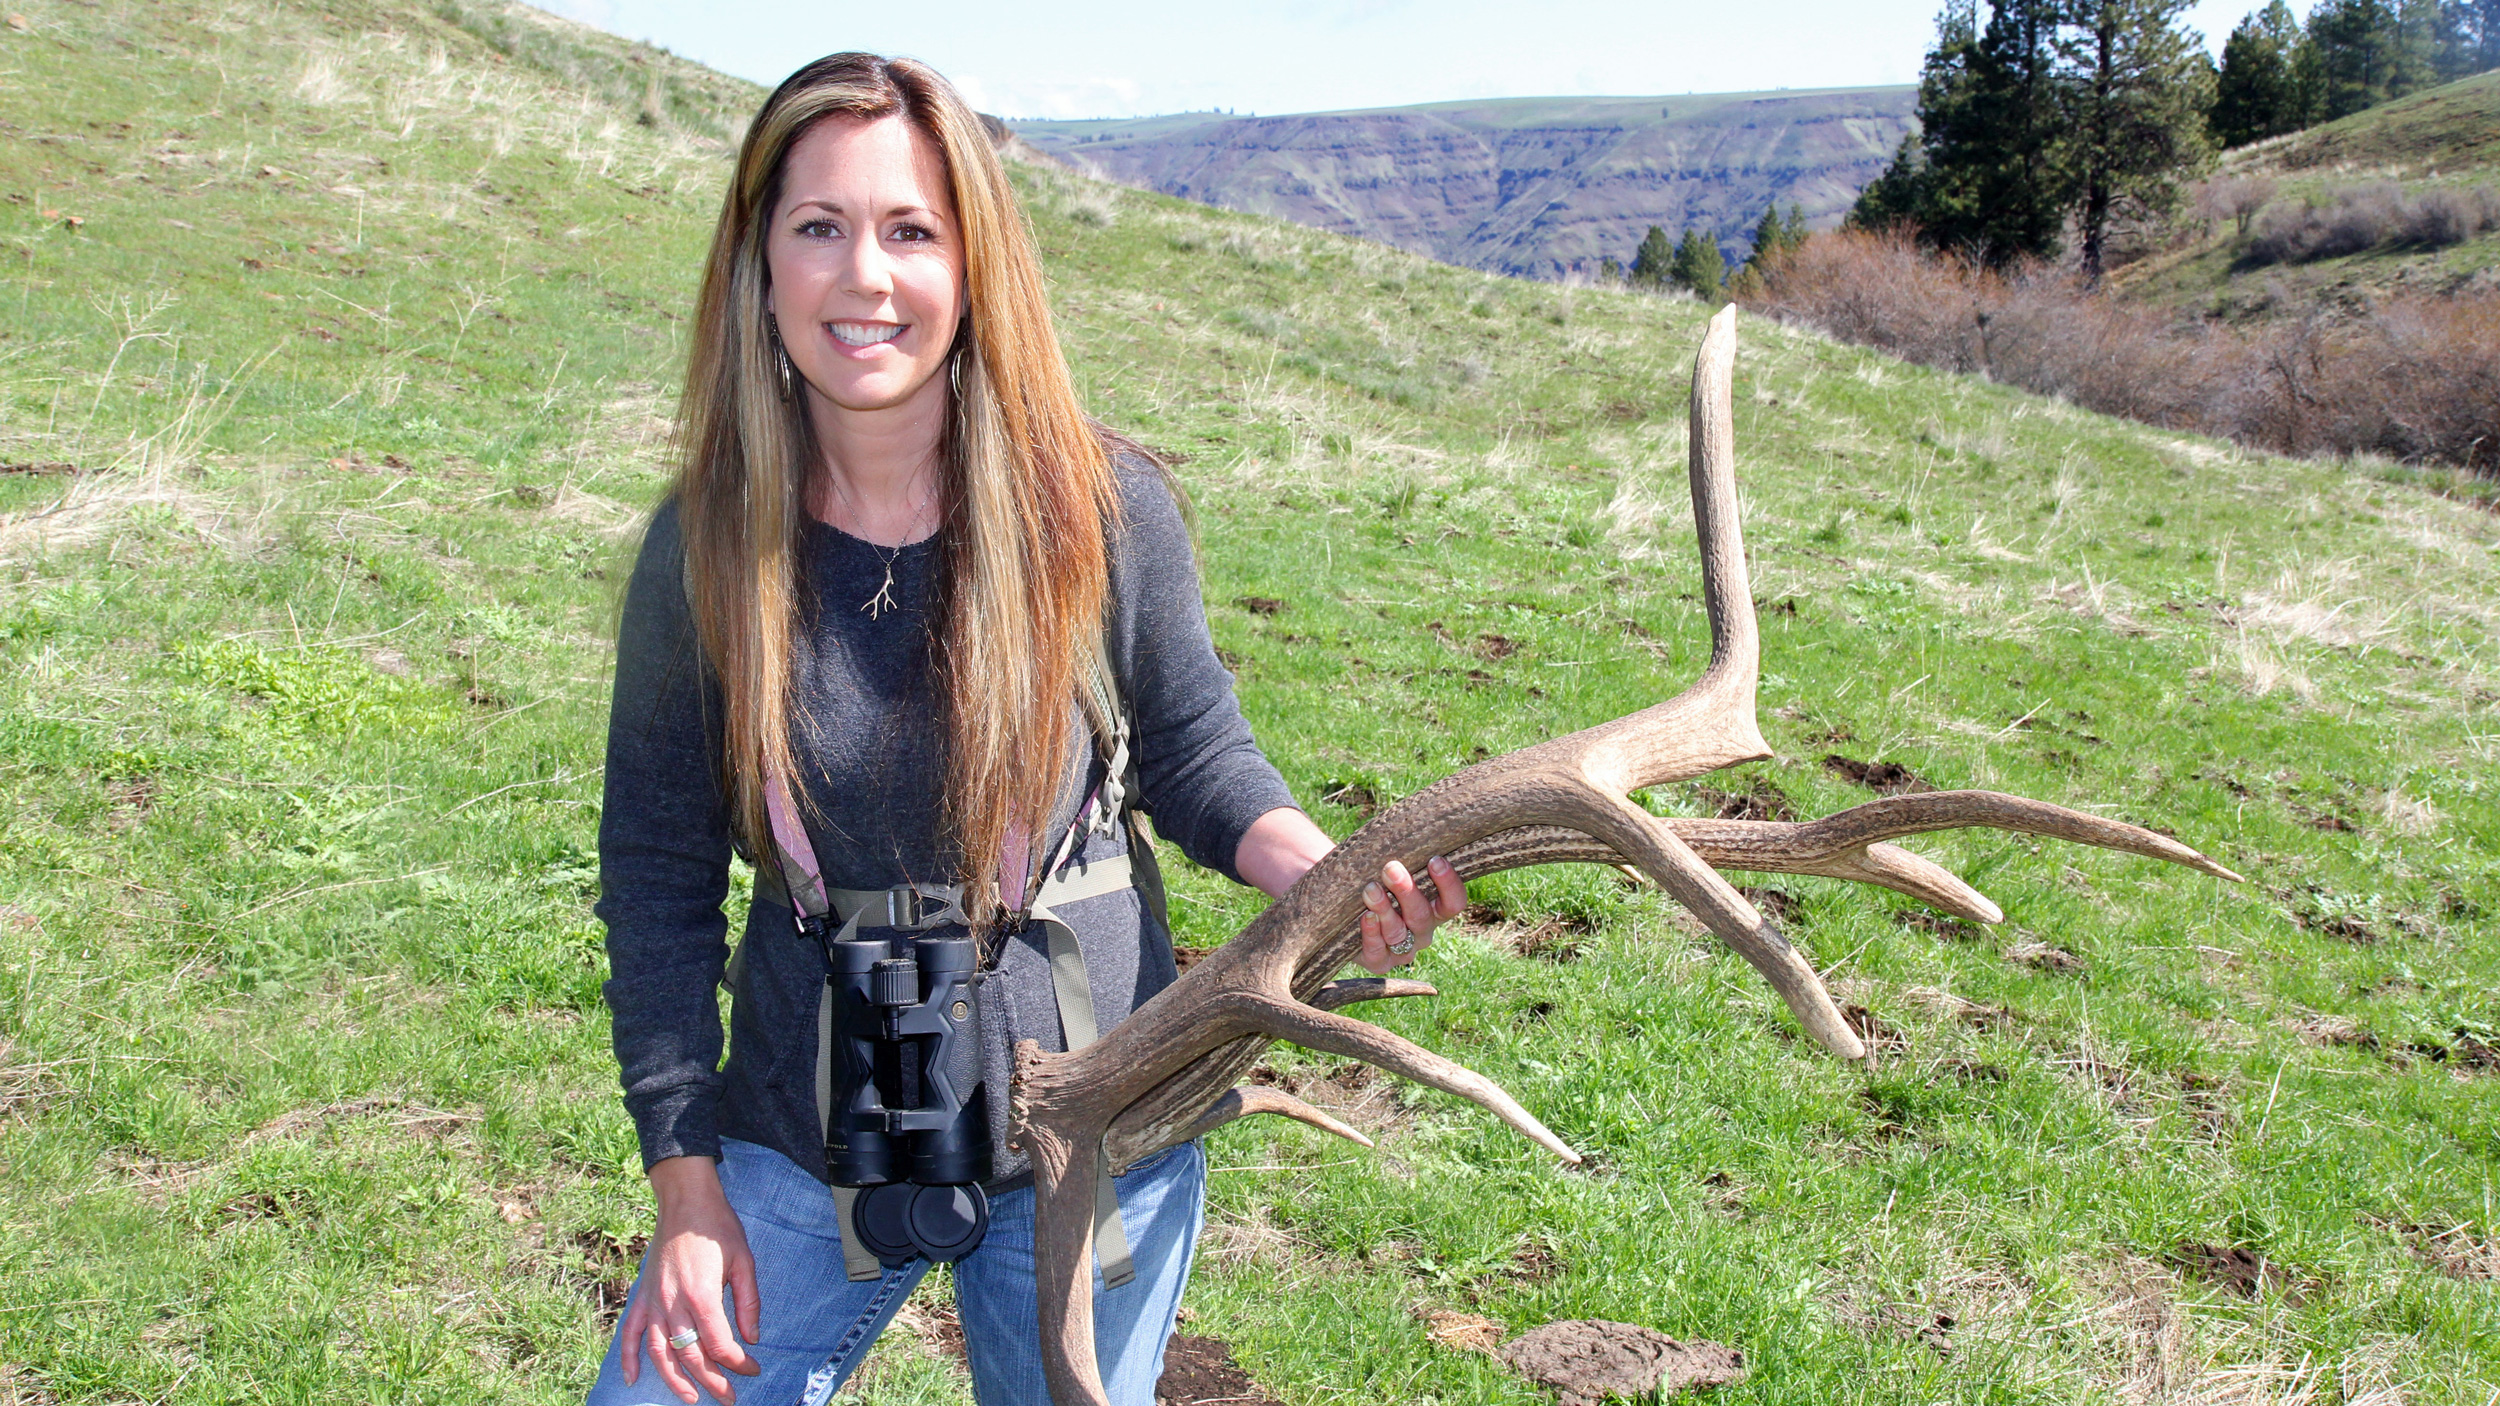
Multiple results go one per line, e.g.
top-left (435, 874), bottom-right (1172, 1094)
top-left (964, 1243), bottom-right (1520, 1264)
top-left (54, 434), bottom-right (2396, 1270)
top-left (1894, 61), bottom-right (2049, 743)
top-left (835, 229), bottom-right (893, 302)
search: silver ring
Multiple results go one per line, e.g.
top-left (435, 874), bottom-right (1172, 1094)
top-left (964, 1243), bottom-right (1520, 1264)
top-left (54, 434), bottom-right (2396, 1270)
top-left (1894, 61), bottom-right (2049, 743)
top-left (1387, 935), bottom-right (1416, 956)
top-left (667, 1327), bottom-right (701, 1352)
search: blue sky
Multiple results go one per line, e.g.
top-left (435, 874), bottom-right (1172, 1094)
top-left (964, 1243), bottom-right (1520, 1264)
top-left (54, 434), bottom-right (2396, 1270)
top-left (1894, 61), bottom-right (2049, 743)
top-left (538, 0), bottom-right (2304, 121)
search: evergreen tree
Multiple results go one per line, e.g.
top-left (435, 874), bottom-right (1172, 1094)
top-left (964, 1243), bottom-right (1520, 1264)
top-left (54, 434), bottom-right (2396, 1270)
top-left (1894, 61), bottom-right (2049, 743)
top-left (2212, 2), bottom-right (2309, 146)
top-left (2304, 0), bottom-right (2433, 118)
top-left (1865, 0), bottom-right (2071, 264)
top-left (1669, 228), bottom-right (1727, 298)
top-left (2060, 0), bottom-right (2218, 277)
top-left (1747, 202), bottom-right (1807, 264)
top-left (1629, 225), bottom-right (1675, 288)
top-left (2449, 0), bottom-right (2500, 75)
top-left (1848, 132), bottom-right (1933, 230)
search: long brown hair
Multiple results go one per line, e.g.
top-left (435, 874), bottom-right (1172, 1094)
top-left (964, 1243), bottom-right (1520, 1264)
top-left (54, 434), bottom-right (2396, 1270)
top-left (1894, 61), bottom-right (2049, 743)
top-left (672, 53), bottom-right (1119, 922)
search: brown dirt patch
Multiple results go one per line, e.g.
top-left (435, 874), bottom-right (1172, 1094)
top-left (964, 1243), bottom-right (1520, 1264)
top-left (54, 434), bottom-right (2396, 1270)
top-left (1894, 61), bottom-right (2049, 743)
top-left (0, 1040), bottom-right (67, 1126)
top-left (1234, 596), bottom-right (1284, 616)
top-left (1419, 1307), bottom-right (1505, 1354)
top-left (1822, 755), bottom-right (1935, 795)
top-left (1319, 780), bottom-right (1378, 817)
top-left (1841, 1004), bottom-right (1909, 1055)
top-left (1473, 633), bottom-right (1518, 661)
top-left (1156, 1335), bottom-right (1284, 1406)
top-left (1829, 1292), bottom-right (1956, 1357)
top-left (1245, 1058), bottom-right (1410, 1141)
top-left (1735, 887), bottom-right (1801, 924)
top-left (2166, 1243), bottom-right (2300, 1300)
top-left (2005, 939), bottom-right (2086, 974)
top-left (1693, 777), bottom-right (1797, 822)
top-left (2375, 1219), bottom-right (2500, 1280)
top-left (1497, 1320), bottom-right (1746, 1404)
top-left (570, 1227), bottom-right (647, 1321)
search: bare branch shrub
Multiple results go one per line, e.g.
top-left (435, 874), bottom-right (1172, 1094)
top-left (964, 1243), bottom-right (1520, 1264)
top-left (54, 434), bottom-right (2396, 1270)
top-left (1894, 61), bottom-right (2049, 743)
top-left (1748, 229), bottom-right (2500, 474)
top-left (2245, 182), bottom-right (2500, 265)
top-left (2196, 176), bottom-right (2277, 238)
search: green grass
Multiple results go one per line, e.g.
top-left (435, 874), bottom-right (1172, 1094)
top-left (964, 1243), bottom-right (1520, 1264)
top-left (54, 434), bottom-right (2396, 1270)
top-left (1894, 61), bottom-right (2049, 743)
top-left (3, 1), bottom-right (2498, 1403)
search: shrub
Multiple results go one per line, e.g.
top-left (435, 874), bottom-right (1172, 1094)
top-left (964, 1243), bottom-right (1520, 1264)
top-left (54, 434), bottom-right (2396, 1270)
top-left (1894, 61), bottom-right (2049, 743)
top-left (2244, 182), bottom-right (2500, 265)
top-left (1747, 228), bottom-right (2500, 474)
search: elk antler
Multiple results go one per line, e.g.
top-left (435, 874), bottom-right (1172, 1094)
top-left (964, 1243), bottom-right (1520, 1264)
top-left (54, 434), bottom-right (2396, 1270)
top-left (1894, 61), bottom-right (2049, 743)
top-left (1009, 306), bottom-right (2239, 1406)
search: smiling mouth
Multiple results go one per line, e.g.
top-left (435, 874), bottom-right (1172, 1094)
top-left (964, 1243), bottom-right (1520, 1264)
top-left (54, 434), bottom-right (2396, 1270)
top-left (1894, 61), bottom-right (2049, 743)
top-left (829, 321), bottom-right (905, 347)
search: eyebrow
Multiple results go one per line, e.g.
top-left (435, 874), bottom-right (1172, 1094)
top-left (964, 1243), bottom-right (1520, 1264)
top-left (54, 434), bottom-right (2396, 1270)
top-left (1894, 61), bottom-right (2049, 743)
top-left (786, 199), bottom-right (943, 223)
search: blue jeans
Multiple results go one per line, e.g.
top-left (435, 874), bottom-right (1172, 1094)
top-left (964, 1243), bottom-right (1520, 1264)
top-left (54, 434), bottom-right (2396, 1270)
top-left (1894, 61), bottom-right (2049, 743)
top-left (586, 1138), bottom-right (1207, 1406)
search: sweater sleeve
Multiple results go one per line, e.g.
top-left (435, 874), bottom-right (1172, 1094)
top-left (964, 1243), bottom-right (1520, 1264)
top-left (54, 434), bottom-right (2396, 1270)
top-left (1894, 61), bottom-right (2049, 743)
top-left (1107, 459), bottom-right (1301, 882)
top-left (594, 498), bottom-right (735, 1170)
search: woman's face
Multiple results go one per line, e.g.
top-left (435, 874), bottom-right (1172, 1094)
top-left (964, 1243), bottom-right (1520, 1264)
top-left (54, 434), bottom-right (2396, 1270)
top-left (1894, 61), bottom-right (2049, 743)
top-left (764, 114), bottom-right (965, 422)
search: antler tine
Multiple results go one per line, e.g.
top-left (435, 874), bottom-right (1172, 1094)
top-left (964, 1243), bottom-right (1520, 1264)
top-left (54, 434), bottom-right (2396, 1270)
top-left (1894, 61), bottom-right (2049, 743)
top-left (1236, 994), bottom-right (1582, 1162)
top-left (1311, 976), bottom-right (1441, 1011)
top-left (1447, 825), bottom-right (2004, 925)
top-left (1179, 1085), bottom-right (1374, 1149)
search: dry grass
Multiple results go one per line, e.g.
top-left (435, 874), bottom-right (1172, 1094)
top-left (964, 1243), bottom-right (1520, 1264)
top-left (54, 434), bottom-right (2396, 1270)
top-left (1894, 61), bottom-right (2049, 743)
top-left (1748, 229), bottom-right (2500, 474)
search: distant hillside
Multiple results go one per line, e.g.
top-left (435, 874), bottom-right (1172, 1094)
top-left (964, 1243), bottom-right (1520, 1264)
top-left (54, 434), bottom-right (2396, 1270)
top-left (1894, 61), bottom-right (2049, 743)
top-left (2113, 68), bottom-right (2500, 317)
top-left (1016, 88), bottom-right (1918, 280)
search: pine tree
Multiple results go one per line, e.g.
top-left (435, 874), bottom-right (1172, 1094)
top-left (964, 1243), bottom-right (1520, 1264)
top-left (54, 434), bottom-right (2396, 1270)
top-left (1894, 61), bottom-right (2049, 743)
top-left (1872, 0), bottom-right (2071, 264)
top-left (2454, 0), bottom-right (2500, 75)
top-left (1848, 132), bottom-right (1933, 230)
top-left (1669, 229), bottom-right (1727, 298)
top-left (1629, 226), bottom-right (1675, 288)
top-left (2060, 0), bottom-right (2217, 277)
top-left (2305, 0), bottom-right (2430, 118)
top-left (2212, 2), bottom-right (2309, 146)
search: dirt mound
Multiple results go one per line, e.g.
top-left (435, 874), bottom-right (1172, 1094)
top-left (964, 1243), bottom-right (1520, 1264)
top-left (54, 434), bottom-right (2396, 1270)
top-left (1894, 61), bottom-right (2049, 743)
top-left (1498, 1320), bottom-right (1746, 1404)
top-left (1156, 1335), bottom-right (1284, 1406)
top-left (1822, 754), bottom-right (1935, 794)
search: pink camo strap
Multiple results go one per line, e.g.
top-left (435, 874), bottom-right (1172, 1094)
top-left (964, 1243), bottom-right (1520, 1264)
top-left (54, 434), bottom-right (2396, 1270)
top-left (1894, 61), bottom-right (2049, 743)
top-left (763, 774), bottom-right (831, 919)
top-left (1000, 819), bottom-right (1031, 916)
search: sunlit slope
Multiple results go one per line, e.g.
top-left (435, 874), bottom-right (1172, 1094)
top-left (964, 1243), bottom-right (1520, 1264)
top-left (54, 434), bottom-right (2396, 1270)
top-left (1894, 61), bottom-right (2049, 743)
top-left (1, 1), bottom-right (2497, 1403)
top-left (2116, 68), bottom-right (2500, 315)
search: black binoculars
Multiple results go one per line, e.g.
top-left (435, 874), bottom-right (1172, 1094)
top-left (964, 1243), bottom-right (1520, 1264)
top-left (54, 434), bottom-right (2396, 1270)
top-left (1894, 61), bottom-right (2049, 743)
top-left (822, 933), bottom-right (991, 1265)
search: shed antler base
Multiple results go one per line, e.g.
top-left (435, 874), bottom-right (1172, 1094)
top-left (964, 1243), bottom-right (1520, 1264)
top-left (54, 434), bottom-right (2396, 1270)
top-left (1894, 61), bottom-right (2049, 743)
top-left (1010, 307), bottom-right (2241, 1406)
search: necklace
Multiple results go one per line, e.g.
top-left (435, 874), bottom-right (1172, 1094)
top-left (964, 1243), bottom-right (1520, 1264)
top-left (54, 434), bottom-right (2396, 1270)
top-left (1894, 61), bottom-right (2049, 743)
top-left (820, 470), bottom-right (936, 621)
top-left (861, 538), bottom-right (906, 620)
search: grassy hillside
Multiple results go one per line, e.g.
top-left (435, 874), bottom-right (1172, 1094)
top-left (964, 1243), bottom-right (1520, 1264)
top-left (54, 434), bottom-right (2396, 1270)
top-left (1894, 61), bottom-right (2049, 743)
top-left (3, 3), bottom-right (2497, 1405)
top-left (2115, 70), bottom-right (2500, 318)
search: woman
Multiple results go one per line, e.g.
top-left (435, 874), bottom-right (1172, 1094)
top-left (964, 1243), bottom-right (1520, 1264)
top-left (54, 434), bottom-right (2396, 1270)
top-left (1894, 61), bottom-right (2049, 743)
top-left (591, 53), bottom-right (1464, 1406)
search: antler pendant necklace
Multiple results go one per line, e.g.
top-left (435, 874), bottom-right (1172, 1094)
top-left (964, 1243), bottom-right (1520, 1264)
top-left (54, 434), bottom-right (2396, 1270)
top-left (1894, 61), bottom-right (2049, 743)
top-left (824, 471), bottom-right (936, 621)
top-left (861, 538), bottom-right (905, 620)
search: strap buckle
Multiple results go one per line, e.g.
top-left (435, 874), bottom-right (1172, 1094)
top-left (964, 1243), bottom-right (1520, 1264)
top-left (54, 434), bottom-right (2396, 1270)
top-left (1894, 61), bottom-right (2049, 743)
top-left (883, 882), bottom-right (967, 932)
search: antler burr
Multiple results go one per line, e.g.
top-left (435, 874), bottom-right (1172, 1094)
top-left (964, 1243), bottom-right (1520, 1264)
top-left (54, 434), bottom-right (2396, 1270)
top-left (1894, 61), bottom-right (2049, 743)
top-left (1009, 306), bottom-right (2239, 1406)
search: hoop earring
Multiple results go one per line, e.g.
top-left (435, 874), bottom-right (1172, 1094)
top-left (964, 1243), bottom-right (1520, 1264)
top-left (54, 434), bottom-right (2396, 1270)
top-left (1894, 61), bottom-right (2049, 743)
top-left (947, 348), bottom-right (963, 398)
top-left (767, 312), bottom-right (796, 404)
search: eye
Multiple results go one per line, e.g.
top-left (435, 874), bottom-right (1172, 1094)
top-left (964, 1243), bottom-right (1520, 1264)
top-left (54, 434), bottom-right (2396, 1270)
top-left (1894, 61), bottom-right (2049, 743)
top-left (891, 222), bottom-right (937, 244)
top-left (793, 218), bottom-right (840, 240)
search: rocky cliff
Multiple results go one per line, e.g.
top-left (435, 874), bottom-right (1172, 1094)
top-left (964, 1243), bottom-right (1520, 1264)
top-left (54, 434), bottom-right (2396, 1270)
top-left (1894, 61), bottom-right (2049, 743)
top-left (1016, 87), bottom-right (1917, 279)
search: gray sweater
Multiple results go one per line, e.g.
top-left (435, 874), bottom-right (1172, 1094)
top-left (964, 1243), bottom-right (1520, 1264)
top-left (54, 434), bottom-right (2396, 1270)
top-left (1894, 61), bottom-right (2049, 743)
top-left (596, 460), bottom-right (1297, 1186)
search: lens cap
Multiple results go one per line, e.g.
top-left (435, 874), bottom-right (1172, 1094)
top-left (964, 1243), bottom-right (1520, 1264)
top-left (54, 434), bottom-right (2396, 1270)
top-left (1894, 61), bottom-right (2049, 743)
top-left (851, 1182), bottom-right (921, 1267)
top-left (905, 1182), bottom-right (989, 1262)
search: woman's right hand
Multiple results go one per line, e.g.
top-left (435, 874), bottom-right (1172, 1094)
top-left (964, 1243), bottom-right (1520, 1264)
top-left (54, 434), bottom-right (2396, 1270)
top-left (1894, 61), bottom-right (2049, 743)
top-left (620, 1156), bottom-right (763, 1403)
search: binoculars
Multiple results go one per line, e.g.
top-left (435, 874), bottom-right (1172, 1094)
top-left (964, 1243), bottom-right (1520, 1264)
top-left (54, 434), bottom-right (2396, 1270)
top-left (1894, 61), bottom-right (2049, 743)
top-left (823, 933), bottom-right (992, 1265)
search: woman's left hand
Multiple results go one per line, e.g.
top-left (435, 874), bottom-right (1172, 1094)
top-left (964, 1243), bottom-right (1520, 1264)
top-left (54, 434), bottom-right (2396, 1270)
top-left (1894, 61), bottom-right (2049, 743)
top-left (1355, 855), bottom-right (1465, 973)
top-left (1235, 810), bottom-right (1467, 974)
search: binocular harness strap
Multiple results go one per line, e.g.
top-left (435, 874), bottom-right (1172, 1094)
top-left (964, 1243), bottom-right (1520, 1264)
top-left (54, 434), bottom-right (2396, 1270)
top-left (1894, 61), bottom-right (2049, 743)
top-left (762, 767), bottom-right (1142, 1287)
